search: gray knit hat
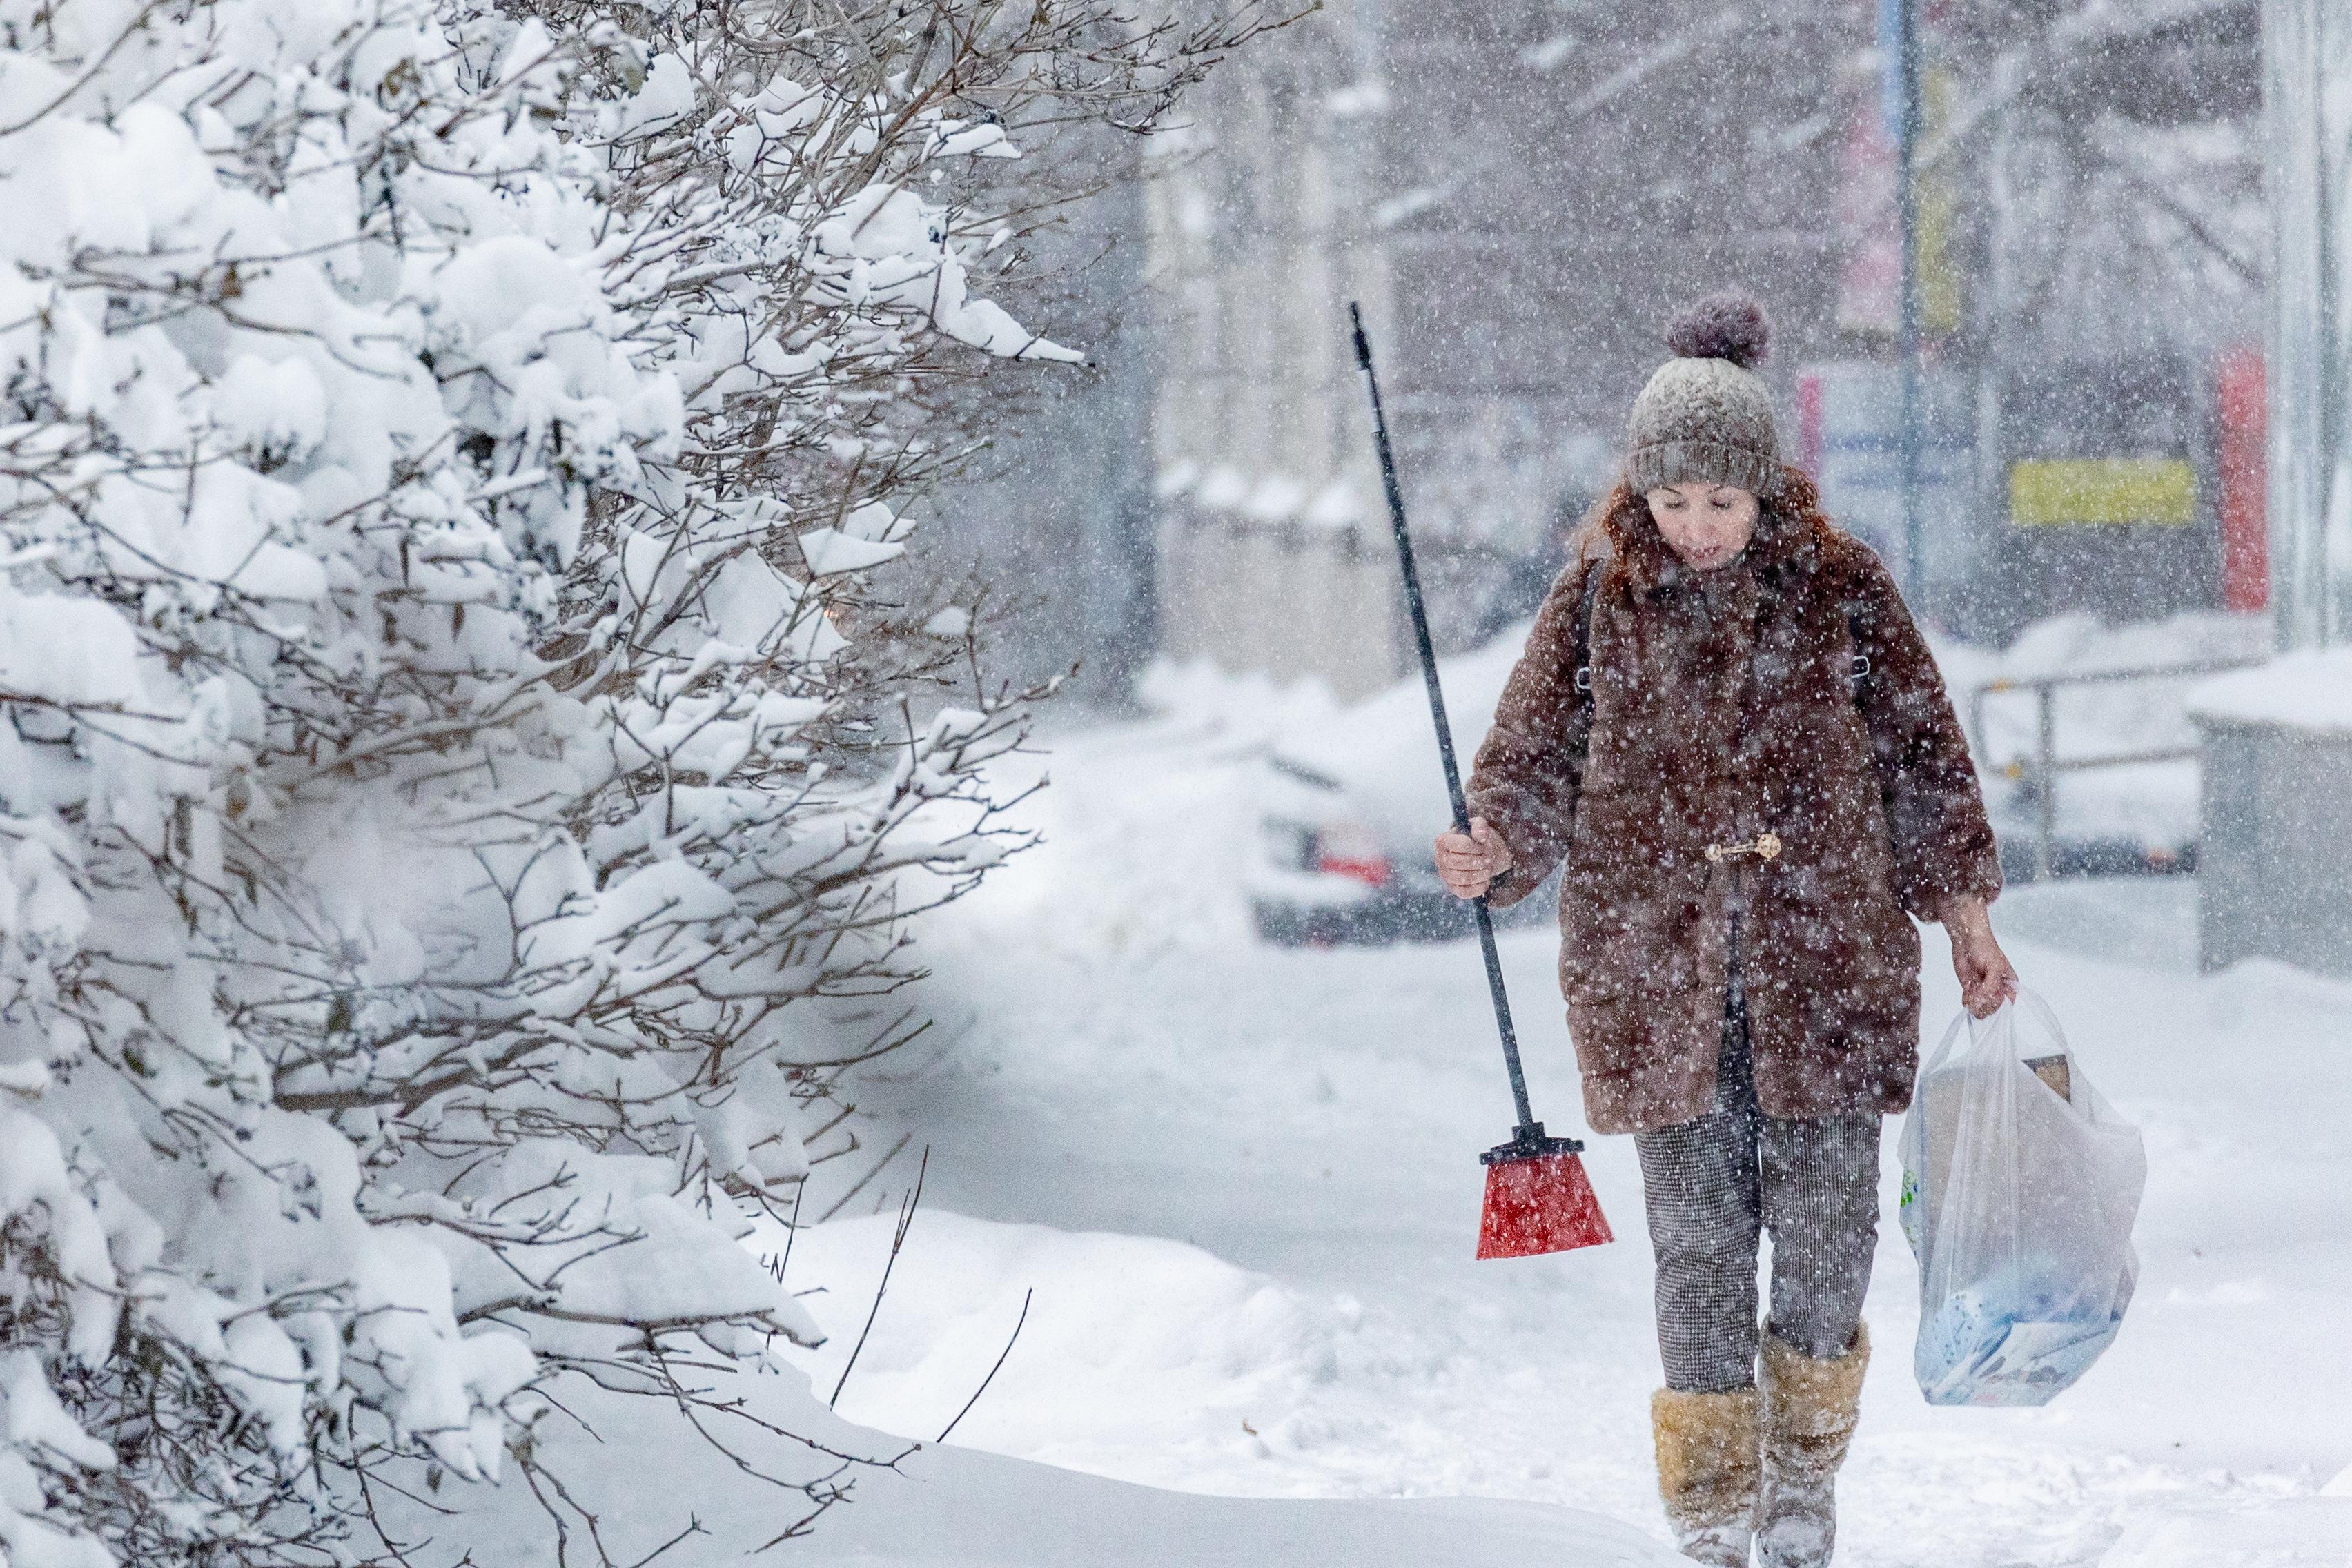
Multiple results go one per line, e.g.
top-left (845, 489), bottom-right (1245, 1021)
top-left (1625, 294), bottom-right (1782, 498)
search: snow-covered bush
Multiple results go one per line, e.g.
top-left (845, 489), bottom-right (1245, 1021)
top-left (0, 0), bottom-right (1264, 1560)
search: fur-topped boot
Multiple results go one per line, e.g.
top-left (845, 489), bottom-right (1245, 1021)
top-left (1652, 1386), bottom-right (1761, 1566)
top-left (1756, 1325), bottom-right (1870, 1567)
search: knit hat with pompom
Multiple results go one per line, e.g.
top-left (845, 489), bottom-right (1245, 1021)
top-left (1625, 294), bottom-right (1782, 499)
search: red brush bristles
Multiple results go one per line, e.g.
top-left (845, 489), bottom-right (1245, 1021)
top-left (1476, 1152), bottom-right (1614, 1259)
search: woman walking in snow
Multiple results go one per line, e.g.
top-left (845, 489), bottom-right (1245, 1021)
top-left (1434, 296), bottom-right (2017, 1568)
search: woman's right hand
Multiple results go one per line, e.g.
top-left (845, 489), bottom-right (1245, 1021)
top-left (1434, 816), bottom-right (1513, 899)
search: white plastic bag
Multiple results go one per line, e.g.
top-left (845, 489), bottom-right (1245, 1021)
top-left (1897, 990), bottom-right (2146, 1406)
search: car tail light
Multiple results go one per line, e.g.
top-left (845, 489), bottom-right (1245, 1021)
top-left (1317, 852), bottom-right (1393, 887)
top-left (1313, 823), bottom-right (1392, 888)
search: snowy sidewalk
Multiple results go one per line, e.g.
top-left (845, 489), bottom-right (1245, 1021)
top-left (780, 694), bottom-right (2352, 1567)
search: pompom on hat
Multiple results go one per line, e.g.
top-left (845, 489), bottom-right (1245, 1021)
top-left (1626, 293), bottom-right (1783, 498)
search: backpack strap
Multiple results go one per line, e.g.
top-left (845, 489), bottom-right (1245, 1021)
top-left (1571, 551), bottom-right (1607, 708)
top-left (1843, 601), bottom-right (1872, 703)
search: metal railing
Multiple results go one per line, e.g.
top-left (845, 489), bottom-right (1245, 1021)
top-left (1966, 657), bottom-right (2266, 881)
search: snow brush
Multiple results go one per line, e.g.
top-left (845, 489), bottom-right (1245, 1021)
top-left (1349, 304), bottom-right (1613, 1262)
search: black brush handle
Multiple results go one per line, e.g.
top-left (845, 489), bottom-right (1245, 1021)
top-left (1349, 303), bottom-right (1541, 1139)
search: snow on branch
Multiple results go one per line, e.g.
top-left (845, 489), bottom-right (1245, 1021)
top-left (0, 0), bottom-right (1264, 1560)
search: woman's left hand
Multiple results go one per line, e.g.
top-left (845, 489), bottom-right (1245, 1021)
top-left (1941, 894), bottom-right (2018, 1018)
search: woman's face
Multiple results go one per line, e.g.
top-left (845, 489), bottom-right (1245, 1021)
top-left (1645, 482), bottom-right (1758, 571)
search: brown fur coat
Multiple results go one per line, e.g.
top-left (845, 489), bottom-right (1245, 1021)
top-left (1466, 467), bottom-right (2000, 1135)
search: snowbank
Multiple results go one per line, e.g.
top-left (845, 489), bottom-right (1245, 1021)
top-left (400, 1357), bottom-right (1678, 1566)
top-left (765, 1211), bottom-right (1362, 1477)
top-left (2100, 1497), bottom-right (2352, 1567)
top-left (2186, 647), bottom-right (2352, 734)
top-left (1932, 610), bottom-right (2271, 852)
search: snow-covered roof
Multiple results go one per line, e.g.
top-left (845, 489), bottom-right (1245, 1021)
top-left (1174, 464), bottom-right (1366, 530)
top-left (1240, 474), bottom-right (1309, 523)
top-left (2186, 649), bottom-right (2352, 736)
top-left (1302, 478), bottom-right (1362, 528)
top-left (1167, 458), bottom-right (1561, 544)
top-left (1195, 464), bottom-right (1251, 510)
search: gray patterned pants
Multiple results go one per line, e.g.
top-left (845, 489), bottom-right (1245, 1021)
top-left (1634, 952), bottom-right (1881, 1393)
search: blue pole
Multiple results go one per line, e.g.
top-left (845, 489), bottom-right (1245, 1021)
top-left (1894, 0), bottom-right (1925, 605)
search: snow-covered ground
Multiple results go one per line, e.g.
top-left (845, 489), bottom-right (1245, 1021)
top-left (768, 660), bottom-right (2352, 1567)
top-left (411, 1364), bottom-right (1674, 1566)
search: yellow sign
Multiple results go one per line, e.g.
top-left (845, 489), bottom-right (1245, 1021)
top-left (1921, 70), bottom-right (1961, 338)
top-left (2010, 459), bottom-right (2197, 526)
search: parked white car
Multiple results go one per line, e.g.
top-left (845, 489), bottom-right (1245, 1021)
top-left (1248, 625), bottom-right (1559, 945)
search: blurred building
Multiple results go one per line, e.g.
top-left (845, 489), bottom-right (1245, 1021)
top-left (1146, 0), bottom-right (1859, 698)
top-left (2265, 0), bottom-right (2352, 649)
top-left (1146, 0), bottom-right (2268, 695)
top-left (1817, 0), bottom-right (2266, 642)
top-left (2187, 3), bottom-right (2352, 978)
